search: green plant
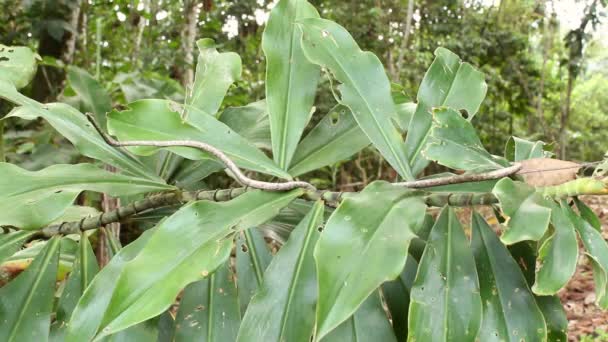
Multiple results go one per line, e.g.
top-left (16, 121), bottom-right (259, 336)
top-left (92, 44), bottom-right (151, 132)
top-left (0, 0), bottom-right (607, 341)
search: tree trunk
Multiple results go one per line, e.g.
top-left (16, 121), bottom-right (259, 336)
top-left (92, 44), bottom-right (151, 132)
top-left (180, 0), bottom-right (201, 88)
top-left (391, 0), bottom-right (415, 81)
top-left (559, 73), bottom-right (574, 159)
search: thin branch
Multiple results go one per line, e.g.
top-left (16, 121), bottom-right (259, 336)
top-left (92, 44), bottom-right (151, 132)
top-left (85, 113), bottom-right (316, 192)
top-left (395, 163), bottom-right (523, 188)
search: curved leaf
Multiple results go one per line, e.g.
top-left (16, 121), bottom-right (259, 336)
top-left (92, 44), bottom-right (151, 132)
top-left (492, 178), bottom-right (552, 244)
top-left (107, 99), bottom-right (290, 179)
top-left (565, 205), bottom-right (608, 308)
top-left (174, 261), bottom-right (240, 342)
top-left (66, 228), bottom-right (157, 342)
top-left (381, 254), bottom-right (418, 340)
top-left (67, 66), bottom-right (112, 129)
top-left (0, 45), bottom-right (38, 89)
top-left (236, 228), bottom-right (272, 315)
top-left (424, 107), bottom-right (508, 171)
top-left (535, 295), bottom-right (568, 342)
top-left (408, 206), bottom-right (482, 342)
top-left (532, 201), bottom-right (578, 295)
top-left (321, 291), bottom-right (396, 342)
top-left (187, 38), bottom-right (242, 121)
top-left (471, 212), bottom-right (546, 341)
top-left (504, 137), bottom-right (548, 162)
top-left (314, 181), bottom-right (425, 340)
top-left (51, 235), bottom-right (100, 341)
top-left (0, 236), bottom-right (60, 342)
top-left (69, 189), bottom-right (301, 339)
top-left (0, 163), bottom-right (174, 229)
top-left (237, 200), bottom-right (324, 342)
top-left (263, 0), bottom-right (320, 169)
top-left (574, 197), bottom-right (602, 232)
top-left (289, 105), bottom-right (369, 177)
top-left (3, 94), bottom-right (160, 181)
top-left (299, 18), bottom-right (413, 180)
top-left (405, 47), bottom-right (487, 175)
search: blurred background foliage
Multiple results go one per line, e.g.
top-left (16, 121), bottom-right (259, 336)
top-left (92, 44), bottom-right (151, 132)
top-left (1, 0), bottom-right (607, 189)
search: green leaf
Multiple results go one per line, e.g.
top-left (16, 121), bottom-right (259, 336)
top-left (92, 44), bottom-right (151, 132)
top-left (107, 99), bottom-right (291, 179)
top-left (51, 234), bottom-right (100, 341)
top-left (174, 261), bottom-right (240, 342)
top-left (3, 94), bottom-right (160, 181)
top-left (0, 231), bottom-right (36, 264)
top-left (394, 102), bottom-right (416, 132)
top-left (471, 212), bottom-right (546, 341)
top-left (314, 181), bottom-right (424, 340)
top-left (66, 228), bottom-right (157, 342)
top-left (405, 47), bottom-right (487, 175)
top-left (299, 18), bottom-right (413, 180)
top-left (564, 205), bottom-right (608, 308)
top-left (0, 45), bottom-right (38, 89)
top-left (321, 291), bottom-right (397, 342)
top-left (492, 178), bottom-right (552, 244)
top-left (289, 105), bottom-right (370, 177)
top-left (0, 163), bottom-right (174, 229)
top-left (71, 189), bottom-right (301, 339)
top-left (187, 38), bottom-right (242, 121)
top-left (408, 206), bottom-right (482, 342)
top-left (172, 159), bottom-right (224, 190)
top-left (219, 100), bottom-right (271, 150)
top-left (0, 236), bottom-right (60, 342)
top-left (237, 201), bottom-right (324, 342)
top-left (574, 197), bottom-right (602, 232)
top-left (263, 0), bottom-right (320, 170)
top-left (535, 295), bottom-right (568, 342)
top-left (424, 107), bottom-right (507, 171)
top-left (504, 137), bottom-right (548, 162)
top-left (381, 255), bottom-right (418, 340)
top-left (67, 66), bottom-right (112, 130)
top-left (532, 202), bottom-right (578, 295)
top-left (100, 317), bottom-right (160, 342)
top-left (236, 228), bottom-right (272, 315)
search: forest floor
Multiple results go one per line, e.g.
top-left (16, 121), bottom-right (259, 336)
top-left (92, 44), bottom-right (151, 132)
top-left (562, 196), bottom-right (608, 341)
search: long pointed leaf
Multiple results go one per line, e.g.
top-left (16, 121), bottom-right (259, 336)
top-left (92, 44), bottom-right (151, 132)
top-left (238, 200), bottom-right (324, 342)
top-left (264, 0), bottom-right (320, 169)
top-left (471, 212), bottom-right (546, 341)
top-left (0, 236), bottom-right (61, 342)
top-left (408, 207), bottom-right (482, 342)
top-left (382, 255), bottom-right (418, 341)
top-left (67, 66), bottom-right (112, 129)
top-left (0, 231), bottom-right (36, 263)
top-left (321, 291), bottom-right (397, 342)
top-left (236, 228), bottom-right (272, 315)
top-left (289, 105), bottom-right (369, 177)
top-left (219, 100), bottom-right (271, 150)
top-left (107, 99), bottom-right (291, 179)
top-left (314, 181), bottom-right (425, 340)
top-left (299, 18), bottom-right (413, 180)
top-left (174, 261), bottom-right (240, 341)
top-left (405, 48), bottom-right (487, 175)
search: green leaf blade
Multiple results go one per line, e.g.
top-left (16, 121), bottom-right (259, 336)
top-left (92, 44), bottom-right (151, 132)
top-left (264, 0), bottom-right (321, 170)
top-left (299, 18), bottom-right (413, 180)
top-left (314, 181), bottom-right (425, 340)
top-left (237, 200), bottom-right (324, 342)
top-left (0, 45), bottom-right (38, 89)
top-left (67, 66), bottom-right (112, 129)
top-left (236, 228), bottom-right (272, 315)
top-left (408, 207), bottom-right (482, 342)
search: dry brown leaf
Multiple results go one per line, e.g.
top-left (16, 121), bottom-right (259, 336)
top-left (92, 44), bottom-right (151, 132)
top-left (516, 158), bottom-right (581, 186)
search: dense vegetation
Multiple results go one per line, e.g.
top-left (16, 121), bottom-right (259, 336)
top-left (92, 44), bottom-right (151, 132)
top-left (0, 0), bottom-right (607, 341)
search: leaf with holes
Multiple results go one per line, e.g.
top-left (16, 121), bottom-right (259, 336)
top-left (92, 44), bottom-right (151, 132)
top-left (173, 261), bottom-right (240, 342)
top-left (289, 105), bottom-right (369, 177)
top-left (236, 227), bottom-right (272, 314)
top-left (264, 0), bottom-right (320, 170)
top-left (0, 44), bottom-right (38, 89)
top-left (237, 200), bottom-right (324, 342)
top-left (299, 18), bottom-right (413, 180)
top-left (405, 47), bottom-right (487, 175)
top-left (314, 181), bottom-right (424, 340)
top-left (408, 207), bottom-right (482, 342)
